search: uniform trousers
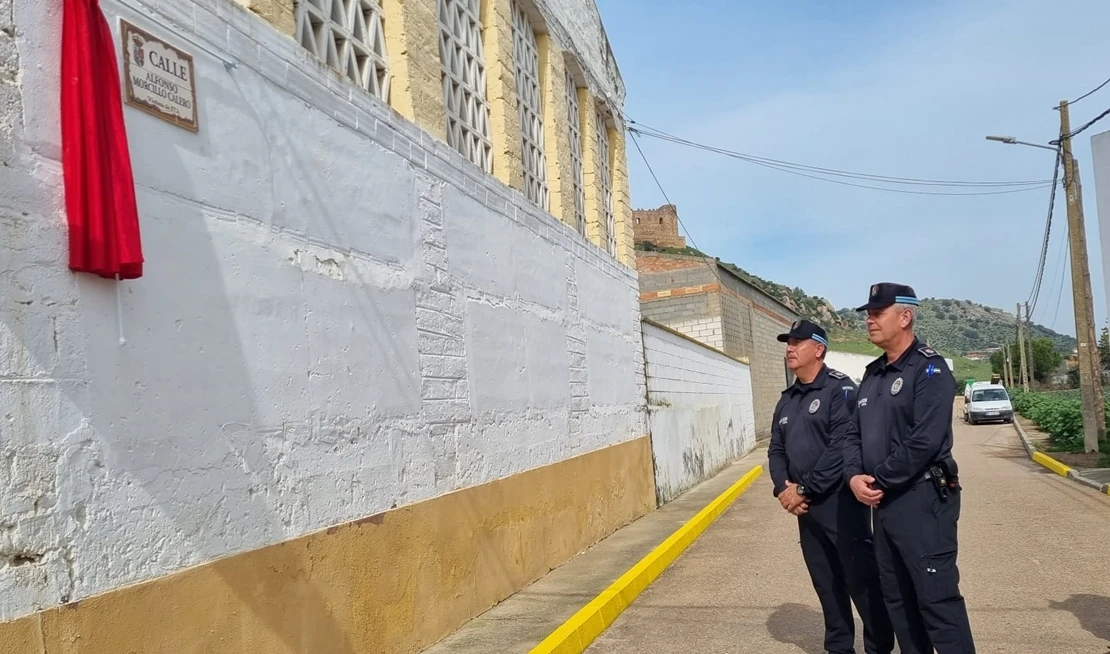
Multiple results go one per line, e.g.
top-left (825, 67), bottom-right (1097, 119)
top-left (873, 480), bottom-right (976, 654)
top-left (798, 486), bottom-right (894, 654)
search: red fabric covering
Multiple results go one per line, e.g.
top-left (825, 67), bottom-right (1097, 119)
top-left (61, 0), bottom-right (143, 279)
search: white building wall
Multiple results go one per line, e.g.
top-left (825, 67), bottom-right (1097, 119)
top-left (642, 322), bottom-right (756, 505)
top-left (0, 0), bottom-right (645, 620)
top-left (824, 350), bottom-right (875, 384)
top-left (1092, 129), bottom-right (1110, 325)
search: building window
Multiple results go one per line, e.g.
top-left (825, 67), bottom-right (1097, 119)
top-left (595, 107), bottom-right (615, 254)
top-left (296, 0), bottom-right (390, 101)
top-left (512, 3), bottom-right (548, 210)
top-left (438, 0), bottom-right (493, 172)
top-left (566, 71), bottom-right (586, 236)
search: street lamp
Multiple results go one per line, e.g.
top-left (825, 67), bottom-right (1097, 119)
top-left (985, 124), bottom-right (1105, 453)
top-left (984, 135), bottom-right (1059, 152)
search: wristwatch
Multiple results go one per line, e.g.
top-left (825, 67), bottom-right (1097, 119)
top-left (796, 484), bottom-right (808, 497)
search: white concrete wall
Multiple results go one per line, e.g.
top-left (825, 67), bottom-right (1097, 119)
top-left (1092, 129), bottom-right (1110, 326)
top-left (0, 0), bottom-right (646, 620)
top-left (642, 323), bottom-right (756, 505)
top-left (824, 350), bottom-right (875, 384)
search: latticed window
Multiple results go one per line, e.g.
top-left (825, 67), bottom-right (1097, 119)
top-left (296, 0), bottom-right (389, 101)
top-left (438, 0), bottom-right (492, 172)
top-left (565, 70), bottom-right (586, 236)
top-left (511, 3), bottom-right (547, 209)
top-left (595, 108), bottom-right (615, 255)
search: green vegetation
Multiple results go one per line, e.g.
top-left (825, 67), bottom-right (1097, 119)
top-left (828, 328), bottom-right (992, 383)
top-left (635, 241), bottom-right (707, 257)
top-left (1010, 390), bottom-right (1110, 464)
top-left (989, 338), bottom-right (1063, 382)
top-left (838, 298), bottom-right (1075, 355)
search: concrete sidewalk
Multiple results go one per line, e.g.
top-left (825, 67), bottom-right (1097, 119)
top-left (589, 418), bottom-right (1110, 654)
top-left (421, 453), bottom-right (766, 653)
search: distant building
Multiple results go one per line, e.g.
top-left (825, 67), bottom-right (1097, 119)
top-left (633, 206), bottom-right (799, 438)
top-left (1092, 129), bottom-right (1110, 324)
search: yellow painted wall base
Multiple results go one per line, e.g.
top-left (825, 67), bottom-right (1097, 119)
top-left (0, 437), bottom-right (656, 654)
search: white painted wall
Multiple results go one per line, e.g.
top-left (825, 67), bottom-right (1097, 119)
top-left (0, 0), bottom-right (645, 620)
top-left (642, 323), bottom-right (756, 505)
top-left (1092, 129), bottom-right (1110, 327)
top-left (824, 350), bottom-right (875, 384)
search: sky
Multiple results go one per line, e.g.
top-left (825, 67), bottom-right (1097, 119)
top-left (595, 0), bottom-right (1110, 337)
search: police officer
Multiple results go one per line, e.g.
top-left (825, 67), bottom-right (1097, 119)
top-left (769, 319), bottom-right (894, 654)
top-left (843, 283), bottom-right (977, 654)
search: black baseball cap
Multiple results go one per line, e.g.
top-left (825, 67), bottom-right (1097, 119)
top-left (777, 319), bottom-right (828, 347)
top-left (854, 282), bottom-right (919, 312)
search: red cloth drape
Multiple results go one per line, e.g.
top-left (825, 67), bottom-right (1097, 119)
top-left (61, 0), bottom-right (144, 279)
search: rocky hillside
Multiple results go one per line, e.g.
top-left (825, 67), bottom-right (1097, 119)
top-left (633, 243), bottom-right (1074, 355)
top-left (835, 298), bottom-right (1076, 354)
top-left (716, 262), bottom-right (852, 330)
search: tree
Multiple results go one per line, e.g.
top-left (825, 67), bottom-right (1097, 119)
top-left (1098, 326), bottom-right (1110, 373)
top-left (990, 337), bottom-right (1064, 382)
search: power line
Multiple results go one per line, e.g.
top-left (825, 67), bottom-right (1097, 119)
top-left (1027, 147), bottom-right (1063, 314)
top-left (1064, 74), bottom-right (1110, 106)
top-left (628, 127), bottom-right (1054, 197)
top-left (1064, 106), bottom-right (1110, 141)
top-left (628, 130), bottom-right (776, 313)
top-left (626, 121), bottom-right (1054, 190)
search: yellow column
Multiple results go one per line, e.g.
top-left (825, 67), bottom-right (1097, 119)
top-left (233, 0), bottom-right (295, 35)
top-left (579, 89), bottom-right (605, 249)
top-left (380, 0), bottom-right (447, 140)
top-left (537, 38), bottom-right (575, 229)
top-left (609, 121), bottom-right (635, 267)
top-left (480, 0), bottom-right (523, 189)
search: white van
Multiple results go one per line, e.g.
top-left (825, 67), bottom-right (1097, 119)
top-left (965, 384), bottom-right (1013, 425)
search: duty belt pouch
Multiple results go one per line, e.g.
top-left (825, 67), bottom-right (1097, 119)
top-left (928, 465), bottom-right (948, 502)
top-left (940, 457), bottom-right (962, 493)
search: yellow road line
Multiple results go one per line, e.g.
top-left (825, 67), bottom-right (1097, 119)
top-left (529, 465), bottom-right (763, 654)
top-left (1032, 451), bottom-right (1071, 477)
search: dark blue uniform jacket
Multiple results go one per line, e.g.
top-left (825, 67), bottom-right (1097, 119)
top-left (843, 338), bottom-right (957, 492)
top-left (769, 365), bottom-right (858, 499)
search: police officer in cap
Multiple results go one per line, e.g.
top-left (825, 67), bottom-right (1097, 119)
top-left (843, 283), bottom-right (977, 654)
top-left (769, 319), bottom-right (894, 654)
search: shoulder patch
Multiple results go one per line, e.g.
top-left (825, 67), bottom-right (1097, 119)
top-left (828, 369), bottom-right (847, 379)
top-left (918, 346), bottom-right (941, 358)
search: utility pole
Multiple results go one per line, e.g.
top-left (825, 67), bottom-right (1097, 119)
top-left (1017, 303), bottom-right (1030, 392)
top-left (1024, 302), bottom-right (1035, 375)
top-left (1004, 344), bottom-right (1014, 388)
top-left (1059, 100), bottom-right (1104, 452)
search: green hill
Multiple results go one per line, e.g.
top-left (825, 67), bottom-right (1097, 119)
top-left (835, 298), bottom-right (1075, 355)
top-left (633, 242), bottom-right (1075, 360)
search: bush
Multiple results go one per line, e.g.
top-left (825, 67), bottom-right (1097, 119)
top-left (1010, 389), bottom-right (1107, 450)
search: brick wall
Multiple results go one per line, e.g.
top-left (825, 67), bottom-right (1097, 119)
top-left (748, 310), bottom-right (791, 438)
top-left (634, 253), bottom-right (796, 438)
top-left (639, 292), bottom-right (719, 328)
top-left (636, 256), bottom-right (717, 292)
top-left (633, 204), bottom-right (686, 249)
top-left (635, 252), bottom-right (704, 274)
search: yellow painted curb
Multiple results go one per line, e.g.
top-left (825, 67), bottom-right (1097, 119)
top-left (529, 465), bottom-right (763, 654)
top-left (1032, 451), bottom-right (1071, 477)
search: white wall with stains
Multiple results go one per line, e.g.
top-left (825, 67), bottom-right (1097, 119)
top-left (642, 322), bottom-right (756, 505)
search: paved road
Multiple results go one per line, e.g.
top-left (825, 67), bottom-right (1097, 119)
top-left (588, 417), bottom-right (1110, 653)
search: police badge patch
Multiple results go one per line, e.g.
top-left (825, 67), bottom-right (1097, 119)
top-left (891, 377), bottom-right (904, 395)
top-left (809, 399), bottom-right (821, 414)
